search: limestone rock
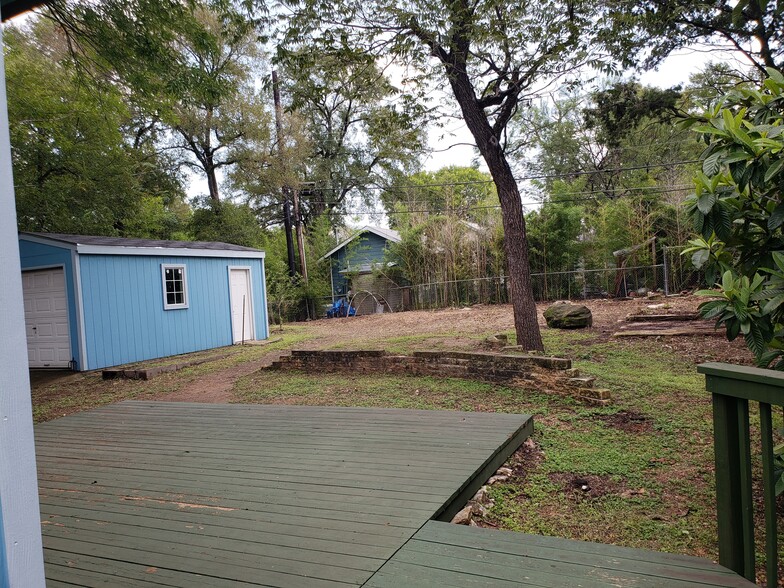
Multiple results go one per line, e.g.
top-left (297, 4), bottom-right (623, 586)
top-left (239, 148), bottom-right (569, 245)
top-left (543, 302), bottom-right (593, 329)
top-left (472, 485), bottom-right (490, 503)
top-left (484, 333), bottom-right (508, 349)
top-left (451, 504), bottom-right (473, 525)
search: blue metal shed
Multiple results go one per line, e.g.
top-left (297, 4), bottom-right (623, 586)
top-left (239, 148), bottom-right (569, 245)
top-left (18, 233), bottom-right (269, 371)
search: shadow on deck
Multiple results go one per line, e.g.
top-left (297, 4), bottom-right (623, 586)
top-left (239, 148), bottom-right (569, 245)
top-left (35, 402), bottom-right (752, 587)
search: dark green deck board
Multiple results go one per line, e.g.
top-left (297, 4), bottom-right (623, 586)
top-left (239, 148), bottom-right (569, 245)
top-left (37, 401), bottom-right (532, 586)
top-left (39, 493), bottom-right (416, 540)
top-left (35, 454), bottom-right (465, 493)
top-left (365, 521), bottom-right (756, 588)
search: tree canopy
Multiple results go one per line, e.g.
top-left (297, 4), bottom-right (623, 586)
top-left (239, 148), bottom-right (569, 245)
top-left (6, 21), bottom-right (187, 236)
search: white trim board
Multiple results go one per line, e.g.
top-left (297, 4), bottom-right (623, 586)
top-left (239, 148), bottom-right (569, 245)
top-left (77, 245), bottom-right (265, 259)
top-left (71, 250), bottom-right (88, 371)
top-left (227, 266), bottom-right (255, 343)
top-left (0, 25), bottom-right (46, 587)
top-left (259, 259), bottom-right (270, 339)
top-left (19, 235), bottom-right (265, 259)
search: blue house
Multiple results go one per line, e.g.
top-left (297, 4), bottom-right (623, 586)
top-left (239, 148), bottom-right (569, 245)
top-left (320, 225), bottom-right (403, 314)
top-left (19, 233), bottom-right (269, 371)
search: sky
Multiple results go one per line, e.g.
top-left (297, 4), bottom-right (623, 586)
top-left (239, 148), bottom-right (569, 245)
top-left (420, 46), bottom-right (746, 174)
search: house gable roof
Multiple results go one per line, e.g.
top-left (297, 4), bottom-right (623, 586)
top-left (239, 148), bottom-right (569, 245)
top-left (319, 226), bottom-right (401, 261)
top-left (20, 232), bottom-right (266, 259)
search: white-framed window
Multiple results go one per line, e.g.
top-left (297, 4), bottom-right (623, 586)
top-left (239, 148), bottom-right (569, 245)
top-left (161, 264), bottom-right (188, 310)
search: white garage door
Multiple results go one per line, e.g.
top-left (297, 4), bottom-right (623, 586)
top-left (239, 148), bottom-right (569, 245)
top-left (23, 268), bottom-right (71, 368)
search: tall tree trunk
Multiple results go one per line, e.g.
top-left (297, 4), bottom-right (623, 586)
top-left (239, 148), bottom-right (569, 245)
top-left (206, 162), bottom-right (220, 203)
top-left (447, 71), bottom-right (544, 351)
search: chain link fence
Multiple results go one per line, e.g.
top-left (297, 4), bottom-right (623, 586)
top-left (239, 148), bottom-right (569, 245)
top-left (389, 264), bottom-right (668, 311)
top-left (275, 248), bottom-right (706, 320)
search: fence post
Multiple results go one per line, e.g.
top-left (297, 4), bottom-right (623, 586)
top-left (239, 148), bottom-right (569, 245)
top-left (663, 246), bottom-right (670, 296)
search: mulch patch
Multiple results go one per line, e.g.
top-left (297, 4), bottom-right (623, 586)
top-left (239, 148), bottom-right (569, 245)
top-left (595, 410), bottom-right (654, 434)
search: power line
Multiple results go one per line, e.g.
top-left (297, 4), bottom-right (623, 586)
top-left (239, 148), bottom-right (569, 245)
top-left (300, 158), bottom-right (701, 194)
top-left (299, 182), bottom-right (693, 207)
top-left (330, 185), bottom-right (694, 217)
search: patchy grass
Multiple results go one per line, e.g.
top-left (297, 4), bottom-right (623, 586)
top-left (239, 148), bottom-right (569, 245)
top-left (477, 336), bottom-right (725, 558)
top-left (235, 371), bottom-right (558, 413)
top-left (233, 329), bottom-right (782, 569)
top-left (32, 327), bottom-right (313, 423)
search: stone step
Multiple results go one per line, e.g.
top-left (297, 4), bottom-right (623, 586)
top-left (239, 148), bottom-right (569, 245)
top-left (567, 376), bottom-right (596, 388)
top-left (578, 388), bottom-right (612, 400)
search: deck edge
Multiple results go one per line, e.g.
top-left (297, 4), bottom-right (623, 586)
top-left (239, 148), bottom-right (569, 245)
top-left (431, 415), bottom-right (533, 523)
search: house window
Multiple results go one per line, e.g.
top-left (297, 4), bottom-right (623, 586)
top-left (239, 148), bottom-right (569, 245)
top-left (161, 264), bottom-right (188, 309)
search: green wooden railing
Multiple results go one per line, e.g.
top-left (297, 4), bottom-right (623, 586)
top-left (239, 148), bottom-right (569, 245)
top-left (698, 362), bottom-right (783, 586)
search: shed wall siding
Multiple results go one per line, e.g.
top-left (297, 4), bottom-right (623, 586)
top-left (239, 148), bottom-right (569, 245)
top-left (79, 255), bottom-right (267, 370)
top-left (18, 239), bottom-right (80, 369)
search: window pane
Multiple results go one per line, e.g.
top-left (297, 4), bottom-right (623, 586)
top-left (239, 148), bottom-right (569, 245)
top-left (163, 266), bottom-right (187, 308)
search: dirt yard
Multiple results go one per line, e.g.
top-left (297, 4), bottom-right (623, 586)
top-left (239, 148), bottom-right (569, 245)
top-left (30, 294), bottom-right (750, 415)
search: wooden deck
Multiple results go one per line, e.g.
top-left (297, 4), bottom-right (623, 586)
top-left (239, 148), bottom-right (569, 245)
top-left (34, 401), bottom-right (753, 587)
top-left (367, 521), bottom-right (755, 588)
top-left (35, 401), bottom-right (532, 586)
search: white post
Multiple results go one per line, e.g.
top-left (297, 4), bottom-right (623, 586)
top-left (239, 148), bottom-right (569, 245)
top-left (0, 23), bottom-right (46, 588)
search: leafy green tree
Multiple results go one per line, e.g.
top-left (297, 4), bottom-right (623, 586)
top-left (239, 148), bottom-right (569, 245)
top-left (525, 190), bottom-right (584, 275)
top-left (260, 215), bottom-right (334, 320)
top-left (189, 199), bottom-right (264, 247)
top-left (684, 68), bottom-right (784, 367)
top-left (165, 5), bottom-right (271, 204)
top-left (6, 22), bottom-right (187, 236)
top-left (282, 0), bottom-right (609, 349)
top-left (277, 46), bottom-right (426, 225)
top-left (524, 82), bottom-right (699, 199)
top-left (381, 166), bottom-right (497, 227)
top-left (522, 82), bottom-right (700, 277)
top-left (604, 0), bottom-right (784, 76)
top-left (46, 0), bottom-right (272, 204)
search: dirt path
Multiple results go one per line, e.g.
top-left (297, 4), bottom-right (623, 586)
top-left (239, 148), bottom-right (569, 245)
top-left (153, 350), bottom-right (285, 403)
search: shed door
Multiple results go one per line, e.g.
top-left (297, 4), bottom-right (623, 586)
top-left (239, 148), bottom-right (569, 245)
top-left (23, 268), bottom-right (71, 368)
top-left (229, 268), bottom-right (254, 343)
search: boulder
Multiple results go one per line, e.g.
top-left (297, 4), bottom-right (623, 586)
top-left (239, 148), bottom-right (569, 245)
top-left (543, 302), bottom-right (593, 329)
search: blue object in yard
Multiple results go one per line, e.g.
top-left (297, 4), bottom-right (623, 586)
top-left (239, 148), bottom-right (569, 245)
top-left (326, 298), bottom-right (355, 318)
top-left (18, 233), bottom-right (269, 371)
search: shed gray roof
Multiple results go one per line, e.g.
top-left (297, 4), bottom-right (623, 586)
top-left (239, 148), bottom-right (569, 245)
top-left (21, 232), bottom-right (262, 253)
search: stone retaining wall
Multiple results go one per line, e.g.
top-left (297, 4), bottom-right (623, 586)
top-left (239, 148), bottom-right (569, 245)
top-left (269, 350), bottom-right (611, 404)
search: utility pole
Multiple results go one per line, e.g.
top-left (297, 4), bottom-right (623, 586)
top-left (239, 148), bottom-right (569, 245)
top-left (292, 187), bottom-right (308, 288)
top-left (272, 69), bottom-right (296, 278)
